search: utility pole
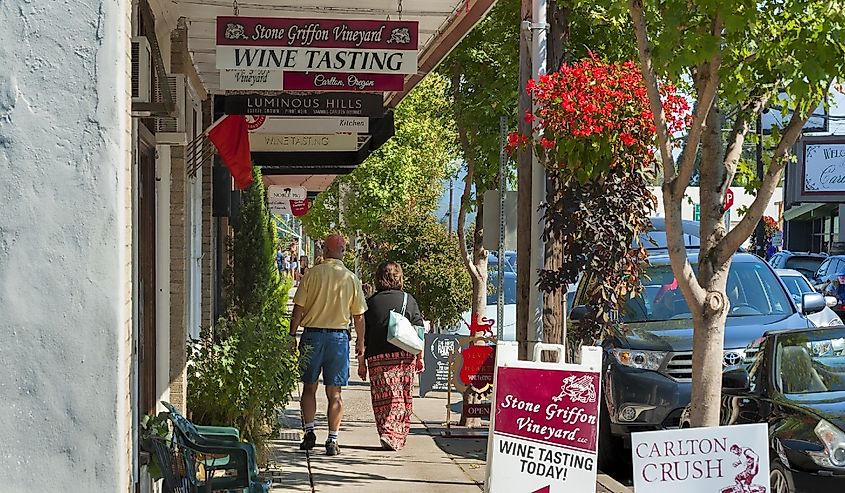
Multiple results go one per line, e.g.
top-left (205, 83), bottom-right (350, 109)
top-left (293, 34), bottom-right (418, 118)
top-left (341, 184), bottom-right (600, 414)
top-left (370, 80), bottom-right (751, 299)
top-left (516, 0), bottom-right (533, 359)
top-left (516, 0), bottom-right (547, 359)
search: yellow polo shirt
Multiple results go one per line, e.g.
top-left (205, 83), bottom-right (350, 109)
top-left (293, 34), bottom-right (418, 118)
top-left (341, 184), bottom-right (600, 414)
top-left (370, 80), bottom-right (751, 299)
top-left (293, 258), bottom-right (368, 329)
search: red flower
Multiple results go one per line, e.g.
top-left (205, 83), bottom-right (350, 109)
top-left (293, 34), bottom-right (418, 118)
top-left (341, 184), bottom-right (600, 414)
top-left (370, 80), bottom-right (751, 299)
top-left (539, 137), bottom-right (555, 150)
top-left (620, 133), bottom-right (636, 146)
top-left (524, 110), bottom-right (536, 124)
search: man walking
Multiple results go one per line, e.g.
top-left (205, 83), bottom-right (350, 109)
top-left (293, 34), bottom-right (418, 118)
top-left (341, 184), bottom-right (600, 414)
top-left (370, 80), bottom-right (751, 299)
top-left (289, 234), bottom-right (367, 456)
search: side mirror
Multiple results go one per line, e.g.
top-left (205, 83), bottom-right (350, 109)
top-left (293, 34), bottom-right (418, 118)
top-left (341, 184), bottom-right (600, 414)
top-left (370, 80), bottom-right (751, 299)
top-left (722, 366), bottom-right (750, 390)
top-left (570, 305), bottom-right (589, 322)
top-left (802, 292), bottom-right (827, 315)
top-left (825, 296), bottom-right (839, 308)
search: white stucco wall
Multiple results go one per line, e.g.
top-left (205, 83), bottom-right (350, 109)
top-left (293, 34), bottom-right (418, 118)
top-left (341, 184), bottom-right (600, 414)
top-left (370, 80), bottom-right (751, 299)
top-left (0, 1), bottom-right (133, 491)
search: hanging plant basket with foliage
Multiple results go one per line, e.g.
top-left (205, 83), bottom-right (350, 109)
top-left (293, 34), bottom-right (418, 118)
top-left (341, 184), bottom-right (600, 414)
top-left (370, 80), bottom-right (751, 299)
top-left (507, 56), bottom-right (690, 341)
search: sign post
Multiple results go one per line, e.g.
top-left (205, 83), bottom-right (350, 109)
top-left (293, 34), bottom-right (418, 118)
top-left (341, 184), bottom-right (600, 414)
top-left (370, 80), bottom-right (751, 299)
top-left (485, 342), bottom-right (603, 493)
top-left (724, 188), bottom-right (734, 230)
top-left (497, 116), bottom-right (507, 341)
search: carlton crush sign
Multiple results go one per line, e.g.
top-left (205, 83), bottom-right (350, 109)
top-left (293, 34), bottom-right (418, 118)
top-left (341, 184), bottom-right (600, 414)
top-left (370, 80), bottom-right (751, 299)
top-left (216, 16), bottom-right (418, 75)
top-left (632, 424), bottom-right (770, 493)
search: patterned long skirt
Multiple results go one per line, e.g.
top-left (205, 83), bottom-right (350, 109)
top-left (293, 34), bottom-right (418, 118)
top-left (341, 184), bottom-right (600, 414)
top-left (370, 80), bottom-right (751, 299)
top-left (367, 351), bottom-right (416, 450)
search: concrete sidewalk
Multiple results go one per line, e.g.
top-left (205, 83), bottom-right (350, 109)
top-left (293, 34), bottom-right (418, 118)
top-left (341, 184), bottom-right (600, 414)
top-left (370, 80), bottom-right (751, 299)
top-left (262, 360), bottom-right (630, 493)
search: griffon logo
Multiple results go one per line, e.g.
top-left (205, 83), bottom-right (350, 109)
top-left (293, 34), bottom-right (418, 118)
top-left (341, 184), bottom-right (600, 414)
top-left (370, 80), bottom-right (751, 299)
top-left (386, 27), bottom-right (411, 44)
top-left (552, 375), bottom-right (597, 404)
top-left (225, 23), bottom-right (248, 40)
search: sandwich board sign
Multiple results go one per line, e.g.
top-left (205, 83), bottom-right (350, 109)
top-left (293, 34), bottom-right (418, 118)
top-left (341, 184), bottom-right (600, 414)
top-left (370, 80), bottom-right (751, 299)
top-left (485, 342), bottom-right (602, 493)
top-left (632, 423), bottom-right (769, 493)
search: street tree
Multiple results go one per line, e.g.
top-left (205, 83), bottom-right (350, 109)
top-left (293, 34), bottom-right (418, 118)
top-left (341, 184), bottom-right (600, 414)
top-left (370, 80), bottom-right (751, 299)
top-left (303, 74), bottom-right (458, 238)
top-left (439, 0), bottom-right (520, 321)
top-left (360, 209), bottom-right (472, 329)
top-left (616, 0), bottom-right (845, 426)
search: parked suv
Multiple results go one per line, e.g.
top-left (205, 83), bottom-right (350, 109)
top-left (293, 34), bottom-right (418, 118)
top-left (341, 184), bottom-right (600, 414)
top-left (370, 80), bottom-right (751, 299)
top-left (571, 250), bottom-right (826, 469)
top-left (769, 251), bottom-right (828, 280)
top-left (813, 255), bottom-right (845, 317)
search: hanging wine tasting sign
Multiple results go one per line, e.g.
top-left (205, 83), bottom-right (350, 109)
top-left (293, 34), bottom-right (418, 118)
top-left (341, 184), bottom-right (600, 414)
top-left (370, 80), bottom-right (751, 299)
top-left (222, 93), bottom-right (384, 118)
top-left (216, 16), bottom-right (419, 75)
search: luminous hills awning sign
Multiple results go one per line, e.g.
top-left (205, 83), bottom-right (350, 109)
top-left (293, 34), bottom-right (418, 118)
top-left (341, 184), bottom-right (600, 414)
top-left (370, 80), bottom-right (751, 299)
top-left (216, 16), bottom-right (418, 75)
top-left (222, 93), bottom-right (384, 118)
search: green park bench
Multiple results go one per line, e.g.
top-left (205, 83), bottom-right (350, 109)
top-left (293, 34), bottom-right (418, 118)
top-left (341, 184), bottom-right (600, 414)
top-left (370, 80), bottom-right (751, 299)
top-left (151, 401), bottom-right (270, 493)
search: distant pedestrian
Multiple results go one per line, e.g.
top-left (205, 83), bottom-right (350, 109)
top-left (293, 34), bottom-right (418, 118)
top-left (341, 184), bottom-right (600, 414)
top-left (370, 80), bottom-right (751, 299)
top-left (299, 255), bottom-right (309, 279)
top-left (283, 253), bottom-right (291, 276)
top-left (290, 234), bottom-right (368, 456)
top-left (362, 283), bottom-right (375, 299)
top-left (276, 247), bottom-right (285, 275)
top-left (359, 261), bottom-right (425, 451)
top-left (289, 253), bottom-right (300, 284)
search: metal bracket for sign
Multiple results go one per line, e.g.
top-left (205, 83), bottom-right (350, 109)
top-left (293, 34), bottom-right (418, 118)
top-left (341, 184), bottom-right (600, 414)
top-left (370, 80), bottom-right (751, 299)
top-left (521, 21), bottom-right (550, 32)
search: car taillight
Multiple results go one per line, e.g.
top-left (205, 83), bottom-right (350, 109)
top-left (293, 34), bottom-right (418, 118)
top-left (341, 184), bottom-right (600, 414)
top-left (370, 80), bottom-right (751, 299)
top-left (838, 304), bottom-right (845, 312)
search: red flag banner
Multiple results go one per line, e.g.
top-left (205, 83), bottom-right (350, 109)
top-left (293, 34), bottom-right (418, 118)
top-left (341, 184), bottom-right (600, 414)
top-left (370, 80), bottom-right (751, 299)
top-left (208, 115), bottom-right (253, 190)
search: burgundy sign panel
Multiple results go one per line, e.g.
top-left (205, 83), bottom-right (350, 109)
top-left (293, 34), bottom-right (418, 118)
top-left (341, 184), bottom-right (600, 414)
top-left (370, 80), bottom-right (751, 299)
top-left (493, 367), bottom-right (599, 453)
top-left (217, 16), bottom-right (418, 50)
top-left (284, 72), bottom-right (404, 92)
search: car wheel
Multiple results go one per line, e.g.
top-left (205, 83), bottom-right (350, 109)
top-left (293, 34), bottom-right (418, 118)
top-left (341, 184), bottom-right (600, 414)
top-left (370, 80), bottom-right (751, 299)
top-left (770, 460), bottom-right (795, 493)
top-left (597, 400), bottom-right (627, 475)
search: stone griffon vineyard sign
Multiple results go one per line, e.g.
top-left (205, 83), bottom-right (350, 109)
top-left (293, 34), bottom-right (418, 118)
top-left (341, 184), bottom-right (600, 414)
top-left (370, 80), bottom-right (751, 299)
top-left (216, 16), bottom-right (418, 80)
top-left (485, 343), bottom-right (603, 493)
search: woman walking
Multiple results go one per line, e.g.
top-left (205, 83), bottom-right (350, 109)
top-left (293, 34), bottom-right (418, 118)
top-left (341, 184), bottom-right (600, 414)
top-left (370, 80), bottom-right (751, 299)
top-left (358, 261), bottom-right (424, 451)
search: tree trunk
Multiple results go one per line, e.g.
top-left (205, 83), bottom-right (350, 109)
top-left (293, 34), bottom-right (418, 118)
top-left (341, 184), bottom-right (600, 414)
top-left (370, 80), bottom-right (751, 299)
top-left (689, 287), bottom-right (729, 427)
top-left (471, 195), bottom-right (489, 317)
top-left (453, 96), bottom-right (489, 428)
top-left (462, 193), bottom-right (488, 428)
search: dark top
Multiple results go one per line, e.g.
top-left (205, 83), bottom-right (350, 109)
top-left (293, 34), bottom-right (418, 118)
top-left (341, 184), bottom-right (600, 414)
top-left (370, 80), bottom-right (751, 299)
top-left (364, 289), bottom-right (424, 359)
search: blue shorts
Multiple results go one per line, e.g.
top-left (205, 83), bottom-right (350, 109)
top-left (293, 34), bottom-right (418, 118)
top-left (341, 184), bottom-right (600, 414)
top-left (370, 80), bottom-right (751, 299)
top-left (299, 330), bottom-right (349, 386)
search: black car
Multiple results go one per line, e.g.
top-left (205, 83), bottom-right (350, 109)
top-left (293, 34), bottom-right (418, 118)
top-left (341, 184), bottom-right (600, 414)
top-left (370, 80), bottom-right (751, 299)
top-left (570, 251), bottom-right (826, 471)
top-left (681, 327), bottom-right (845, 492)
top-left (812, 255), bottom-right (845, 317)
top-left (769, 251), bottom-right (828, 281)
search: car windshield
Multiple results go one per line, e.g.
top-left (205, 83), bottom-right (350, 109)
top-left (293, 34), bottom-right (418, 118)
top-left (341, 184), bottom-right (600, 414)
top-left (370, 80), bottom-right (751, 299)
top-left (624, 261), bottom-right (792, 322)
top-left (776, 328), bottom-right (845, 395)
top-left (779, 274), bottom-right (813, 305)
top-left (634, 231), bottom-right (701, 249)
top-left (784, 257), bottom-right (825, 279)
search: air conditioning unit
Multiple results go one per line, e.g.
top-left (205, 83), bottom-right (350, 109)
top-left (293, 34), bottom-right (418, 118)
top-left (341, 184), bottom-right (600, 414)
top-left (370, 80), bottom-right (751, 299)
top-left (154, 74), bottom-right (188, 145)
top-left (131, 37), bottom-right (152, 103)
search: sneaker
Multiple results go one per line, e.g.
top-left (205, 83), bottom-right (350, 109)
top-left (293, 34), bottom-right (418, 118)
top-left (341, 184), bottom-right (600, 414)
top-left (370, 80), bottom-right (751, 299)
top-left (299, 431), bottom-right (316, 451)
top-left (325, 440), bottom-right (340, 456)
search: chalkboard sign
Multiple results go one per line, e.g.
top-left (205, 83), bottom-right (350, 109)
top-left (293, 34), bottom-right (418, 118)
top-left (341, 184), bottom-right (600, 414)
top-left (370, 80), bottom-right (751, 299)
top-left (418, 333), bottom-right (459, 397)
